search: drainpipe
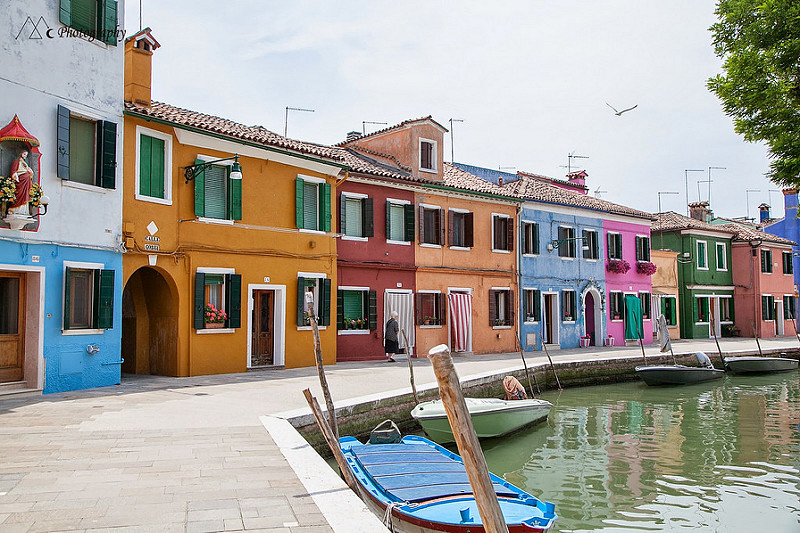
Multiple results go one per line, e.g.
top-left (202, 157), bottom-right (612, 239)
top-left (515, 204), bottom-right (524, 350)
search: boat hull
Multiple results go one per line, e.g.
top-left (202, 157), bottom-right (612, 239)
top-left (724, 356), bottom-right (799, 374)
top-left (635, 365), bottom-right (725, 385)
top-left (411, 398), bottom-right (552, 444)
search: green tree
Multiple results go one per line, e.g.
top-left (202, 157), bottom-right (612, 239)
top-left (708, 0), bottom-right (800, 186)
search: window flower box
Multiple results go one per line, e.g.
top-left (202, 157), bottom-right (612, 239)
top-left (204, 304), bottom-right (227, 327)
top-left (607, 259), bottom-right (631, 274)
top-left (636, 261), bottom-right (657, 275)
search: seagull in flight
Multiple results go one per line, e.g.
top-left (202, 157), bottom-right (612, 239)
top-left (606, 102), bottom-right (638, 116)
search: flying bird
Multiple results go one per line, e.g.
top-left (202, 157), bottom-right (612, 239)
top-left (606, 102), bottom-right (638, 116)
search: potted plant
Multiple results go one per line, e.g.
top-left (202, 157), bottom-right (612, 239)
top-left (607, 259), bottom-right (631, 274)
top-left (204, 304), bottom-right (227, 328)
top-left (0, 175), bottom-right (15, 219)
top-left (636, 261), bottom-right (658, 275)
top-left (494, 318), bottom-right (504, 326)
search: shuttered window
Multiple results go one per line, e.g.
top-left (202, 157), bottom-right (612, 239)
top-left (336, 289), bottom-right (376, 330)
top-left (715, 242), bottom-right (727, 270)
top-left (488, 289), bottom-right (514, 326)
top-left (138, 134), bottom-right (165, 199)
top-left (783, 252), bottom-right (793, 274)
top-left (69, 116), bottom-right (95, 185)
top-left (523, 289), bottom-right (541, 322)
top-left (57, 105), bottom-right (116, 188)
top-left (784, 295), bottom-right (795, 319)
top-left (639, 292), bottom-right (651, 319)
top-left (192, 272), bottom-right (241, 330)
top-left (296, 277), bottom-right (331, 326)
top-left (610, 291), bottom-right (624, 320)
top-left (295, 178), bottom-right (331, 231)
top-left (558, 227), bottom-right (576, 258)
top-left (582, 230), bottom-right (598, 259)
top-left (59, 0), bottom-right (118, 45)
top-left (386, 202), bottom-right (414, 242)
top-left (493, 215), bottom-right (513, 251)
top-left (607, 233), bottom-right (622, 260)
top-left (762, 295), bottom-right (775, 320)
top-left (636, 236), bottom-right (651, 261)
top-left (761, 249), bottom-right (773, 273)
top-left (697, 241), bottom-right (708, 269)
top-left (415, 293), bottom-right (446, 325)
top-left (204, 165), bottom-right (227, 219)
top-left (696, 297), bottom-right (710, 323)
top-left (562, 290), bottom-right (576, 321)
top-left (662, 296), bottom-right (677, 326)
top-left (522, 222), bottom-right (539, 255)
top-left (421, 206), bottom-right (444, 245)
top-left (63, 267), bottom-right (115, 330)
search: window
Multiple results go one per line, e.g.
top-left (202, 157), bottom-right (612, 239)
top-left (59, 0), bottom-right (119, 46)
top-left (761, 249), bottom-right (773, 273)
top-left (420, 205), bottom-right (444, 245)
top-left (522, 289), bottom-right (541, 322)
top-left (697, 241), bottom-right (708, 269)
top-left (716, 242), bottom-right (727, 271)
top-left (57, 105), bottom-right (116, 189)
top-left (489, 289), bottom-right (514, 326)
top-left (661, 296), bottom-right (677, 326)
top-left (635, 236), bottom-right (651, 262)
top-left (416, 292), bottom-right (446, 325)
top-left (695, 297), bottom-right (710, 323)
top-left (784, 295), bottom-right (796, 319)
top-left (582, 230), bottom-right (599, 260)
top-left (340, 194), bottom-right (373, 238)
top-left (192, 159), bottom-right (242, 221)
top-left (610, 291), bottom-right (624, 320)
top-left (719, 297), bottom-right (733, 322)
top-left (193, 271), bottom-right (241, 330)
top-left (639, 292), bottom-right (651, 320)
top-left (419, 138), bottom-right (437, 172)
top-left (762, 295), bottom-right (775, 321)
top-left (783, 251), bottom-right (793, 274)
top-left (386, 200), bottom-right (415, 242)
top-left (558, 226), bottom-right (576, 258)
top-left (561, 290), bottom-right (576, 321)
top-left (136, 127), bottom-right (172, 204)
top-left (64, 266), bottom-right (114, 330)
top-left (522, 222), bottom-right (539, 255)
top-left (296, 276), bottom-right (331, 326)
top-left (448, 210), bottom-right (474, 248)
top-left (337, 288), bottom-right (377, 331)
top-left (296, 177), bottom-right (331, 231)
top-left (492, 214), bottom-right (513, 252)
top-left (607, 233), bottom-right (622, 260)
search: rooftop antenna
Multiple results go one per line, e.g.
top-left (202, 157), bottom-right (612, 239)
top-left (139, 0), bottom-right (142, 31)
top-left (362, 121), bottom-right (387, 135)
top-left (560, 151), bottom-right (588, 173)
top-left (448, 118), bottom-right (464, 163)
top-left (594, 187), bottom-right (607, 199)
top-left (284, 106), bottom-right (314, 137)
top-left (697, 179), bottom-right (713, 203)
top-left (769, 189), bottom-right (781, 213)
top-left (707, 166), bottom-right (726, 205)
top-left (746, 189), bottom-right (761, 221)
top-left (684, 169), bottom-right (704, 216)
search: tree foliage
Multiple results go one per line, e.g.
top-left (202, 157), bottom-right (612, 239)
top-left (708, 0), bottom-right (800, 186)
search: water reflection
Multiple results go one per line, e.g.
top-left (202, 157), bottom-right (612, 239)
top-left (482, 373), bottom-right (800, 532)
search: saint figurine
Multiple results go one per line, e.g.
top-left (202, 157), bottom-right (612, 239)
top-left (8, 149), bottom-right (33, 215)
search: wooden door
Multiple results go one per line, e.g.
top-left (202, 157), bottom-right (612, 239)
top-left (251, 290), bottom-right (274, 366)
top-left (0, 272), bottom-right (25, 382)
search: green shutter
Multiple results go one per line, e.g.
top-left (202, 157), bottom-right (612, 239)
top-left (59, 0), bottom-right (72, 25)
top-left (385, 201), bottom-right (392, 240)
top-left (57, 105), bottom-right (71, 180)
top-left (297, 277), bottom-right (305, 326)
top-left (102, 0), bottom-right (118, 45)
top-left (194, 273), bottom-right (205, 329)
top-left (342, 291), bottom-right (362, 317)
top-left (71, 0), bottom-right (96, 34)
top-left (228, 167), bottom-right (242, 220)
top-left (94, 269), bottom-right (115, 329)
top-left (150, 136), bottom-right (165, 199)
top-left (321, 278), bottom-right (332, 326)
top-left (362, 198), bottom-right (374, 237)
top-left (63, 267), bottom-right (72, 329)
top-left (99, 121), bottom-right (116, 189)
top-left (368, 290), bottom-right (377, 330)
top-left (336, 290), bottom-right (344, 329)
top-left (404, 204), bottom-right (415, 242)
top-left (204, 165), bottom-right (227, 219)
top-left (194, 158), bottom-right (205, 217)
top-left (226, 274), bottom-right (241, 328)
top-left (522, 291), bottom-right (528, 320)
top-left (534, 290), bottom-right (541, 321)
top-left (322, 183), bottom-right (332, 232)
top-left (295, 178), bottom-right (304, 228)
top-left (340, 194), bottom-right (347, 234)
top-left (139, 134), bottom-right (151, 196)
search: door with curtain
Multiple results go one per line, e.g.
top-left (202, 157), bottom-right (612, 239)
top-left (385, 291), bottom-right (414, 353)
top-left (448, 291), bottom-right (472, 353)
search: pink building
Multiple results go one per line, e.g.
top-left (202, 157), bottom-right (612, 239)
top-left (603, 219), bottom-right (655, 345)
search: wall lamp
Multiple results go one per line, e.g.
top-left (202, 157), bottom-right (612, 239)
top-left (31, 195), bottom-right (50, 218)
top-left (183, 155), bottom-right (242, 184)
top-left (748, 237), bottom-right (763, 248)
top-left (547, 237), bottom-right (591, 253)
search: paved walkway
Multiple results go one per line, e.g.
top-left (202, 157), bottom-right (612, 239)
top-left (0, 336), bottom-right (796, 532)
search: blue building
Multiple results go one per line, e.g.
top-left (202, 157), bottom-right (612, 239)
top-left (1, 0), bottom-right (125, 394)
top-left (762, 190), bottom-right (800, 295)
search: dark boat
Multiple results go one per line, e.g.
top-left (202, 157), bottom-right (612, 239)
top-left (636, 352), bottom-right (725, 386)
top-left (724, 356), bottom-right (798, 374)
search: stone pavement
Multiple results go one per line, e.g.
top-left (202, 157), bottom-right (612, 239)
top-left (0, 336), bottom-right (796, 532)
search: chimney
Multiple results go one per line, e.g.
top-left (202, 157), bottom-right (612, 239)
top-left (124, 28), bottom-right (160, 107)
top-left (688, 201), bottom-right (712, 223)
top-left (346, 131), bottom-right (362, 142)
top-left (498, 176), bottom-right (504, 186)
top-left (759, 203), bottom-right (771, 222)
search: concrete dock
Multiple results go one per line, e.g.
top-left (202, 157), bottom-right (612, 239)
top-left (1, 337), bottom-right (797, 532)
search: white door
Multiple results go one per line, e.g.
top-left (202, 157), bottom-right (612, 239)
top-left (776, 300), bottom-right (785, 335)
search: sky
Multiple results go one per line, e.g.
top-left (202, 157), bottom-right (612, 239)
top-left (124, 0), bottom-right (782, 221)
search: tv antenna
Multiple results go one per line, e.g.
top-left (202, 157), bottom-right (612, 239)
top-left (448, 118), bottom-right (464, 163)
top-left (284, 106), bottom-right (314, 137)
top-left (594, 187), bottom-right (607, 199)
top-left (745, 189), bottom-right (761, 221)
top-left (362, 121), bottom-right (387, 134)
top-left (560, 151), bottom-right (588, 173)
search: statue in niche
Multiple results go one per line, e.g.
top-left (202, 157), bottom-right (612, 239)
top-left (7, 148), bottom-right (33, 215)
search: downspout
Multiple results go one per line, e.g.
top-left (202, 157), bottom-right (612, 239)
top-left (515, 204), bottom-right (523, 351)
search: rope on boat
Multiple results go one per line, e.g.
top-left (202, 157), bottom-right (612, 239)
top-left (383, 502), bottom-right (399, 529)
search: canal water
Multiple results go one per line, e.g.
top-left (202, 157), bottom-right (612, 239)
top-left (482, 372), bottom-right (800, 532)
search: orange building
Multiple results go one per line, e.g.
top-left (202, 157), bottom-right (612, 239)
top-left (121, 30), bottom-right (344, 376)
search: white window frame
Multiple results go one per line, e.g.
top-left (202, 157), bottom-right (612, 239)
top-left (491, 286), bottom-right (513, 329)
top-left (134, 125), bottom-right (173, 205)
top-left (492, 213), bottom-right (512, 254)
top-left (607, 232), bottom-right (622, 260)
top-left (386, 198), bottom-right (412, 245)
top-left (297, 271), bottom-right (327, 331)
top-left (418, 289), bottom-right (444, 329)
top-left (609, 290), bottom-right (624, 322)
top-left (695, 295), bottom-right (711, 325)
top-left (419, 137), bottom-right (438, 173)
top-left (562, 289), bottom-right (577, 323)
top-left (718, 295), bottom-right (734, 324)
top-left (582, 229), bottom-right (599, 261)
top-left (697, 240), bottom-right (709, 270)
top-left (298, 174), bottom-right (326, 234)
top-left (521, 220), bottom-right (539, 257)
top-left (715, 242), bottom-right (727, 271)
top-left (449, 207), bottom-right (470, 250)
top-left (420, 203), bottom-right (443, 248)
top-left (195, 154), bottom-right (236, 225)
top-left (338, 285), bottom-right (371, 336)
top-left (638, 291), bottom-right (652, 321)
top-left (340, 191), bottom-right (368, 242)
top-left (522, 287), bottom-right (540, 324)
top-left (61, 260), bottom-right (106, 335)
top-left (196, 266), bottom-right (236, 334)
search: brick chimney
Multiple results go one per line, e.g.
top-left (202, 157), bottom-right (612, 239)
top-left (124, 28), bottom-right (160, 107)
top-left (346, 131), bottom-right (362, 142)
top-left (688, 201), bottom-right (713, 223)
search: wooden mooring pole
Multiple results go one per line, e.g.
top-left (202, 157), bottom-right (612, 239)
top-left (306, 291), bottom-right (338, 439)
top-left (400, 329), bottom-right (420, 405)
top-left (302, 389), bottom-right (358, 491)
top-left (428, 344), bottom-right (509, 533)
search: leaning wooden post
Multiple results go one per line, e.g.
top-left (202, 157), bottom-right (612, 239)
top-left (428, 344), bottom-right (509, 533)
top-left (400, 329), bottom-right (420, 405)
top-left (306, 291), bottom-right (338, 439)
top-left (302, 389), bottom-right (358, 491)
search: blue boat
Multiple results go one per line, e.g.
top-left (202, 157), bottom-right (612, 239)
top-left (339, 434), bottom-right (557, 532)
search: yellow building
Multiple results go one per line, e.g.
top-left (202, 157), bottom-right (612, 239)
top-left (651, 248), bottom-right (681, 340)
top-left (121, 29), bottom-right (344, 376)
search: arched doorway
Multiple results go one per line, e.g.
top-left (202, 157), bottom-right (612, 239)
top-left (582, 287), bottom-right (603, 346)
top-left (122, 267), bottom-right (178, 376)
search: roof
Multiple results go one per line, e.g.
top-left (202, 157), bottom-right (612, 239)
top-left (340, 148), bottom-right (415, 181)
top-left (651, 211), bottom-right (737, 234)
top-left (443, 163), bottom-right (508, 194)
top-left (337, 116), bottom-right (448, 146)
top-left (714, 222), bottom-right (796, 246)
top-left (125, 27), bottom-right (161, 49)
top-left (517, 170), bottom-right (589, 191)
top-left (124, 101), bottom-right (344, 162)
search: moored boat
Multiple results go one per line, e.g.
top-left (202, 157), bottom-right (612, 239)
top-left (339, 434), bottom-right (557, 532)
top-left (636, 352), bottom-right (725, 386)
top-left (724, 356), bottom-right (799, 374)
top-left (411, 397), bottom-right (552, 443)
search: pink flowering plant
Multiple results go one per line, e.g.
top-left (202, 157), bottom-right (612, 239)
top-left (606, 259), bottom-right (631, 274)
top-left (204, 303), bottom-right (227, 324)
top-left (636, 261), bottom-right (658, 275)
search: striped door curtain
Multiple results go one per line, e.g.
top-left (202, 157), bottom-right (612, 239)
top-left (448, 292), bottom-right (472, 352)
top-left (385, 292), bottom-right (414, 352)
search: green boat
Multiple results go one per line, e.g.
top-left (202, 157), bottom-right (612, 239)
top-left (411, 397), bottom-right (552, 444)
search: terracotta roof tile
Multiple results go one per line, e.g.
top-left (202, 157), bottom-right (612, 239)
top-left (443, 163), bottom-right (507, 194)
top-left (651, 212), bottom-right (737, 234)
top-left (336, 115), bottom-right (448, 146)
top-left (714, 222), bottom-right (796, 246)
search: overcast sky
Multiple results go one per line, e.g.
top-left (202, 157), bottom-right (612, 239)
top-left (125, 1), bottom-right (782, 221)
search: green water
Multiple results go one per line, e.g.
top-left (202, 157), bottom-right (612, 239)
top-left (481, 373), bottom-right (800, 532)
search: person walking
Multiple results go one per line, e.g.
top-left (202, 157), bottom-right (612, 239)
top-left (384, 311), bottom-right (400, 362)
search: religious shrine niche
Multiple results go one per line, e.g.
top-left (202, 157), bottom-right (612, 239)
top-left (0, 115), bottom-right (44, 231)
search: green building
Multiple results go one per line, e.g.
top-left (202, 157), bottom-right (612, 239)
top-left (651, 208), bottom-right (736, 339)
